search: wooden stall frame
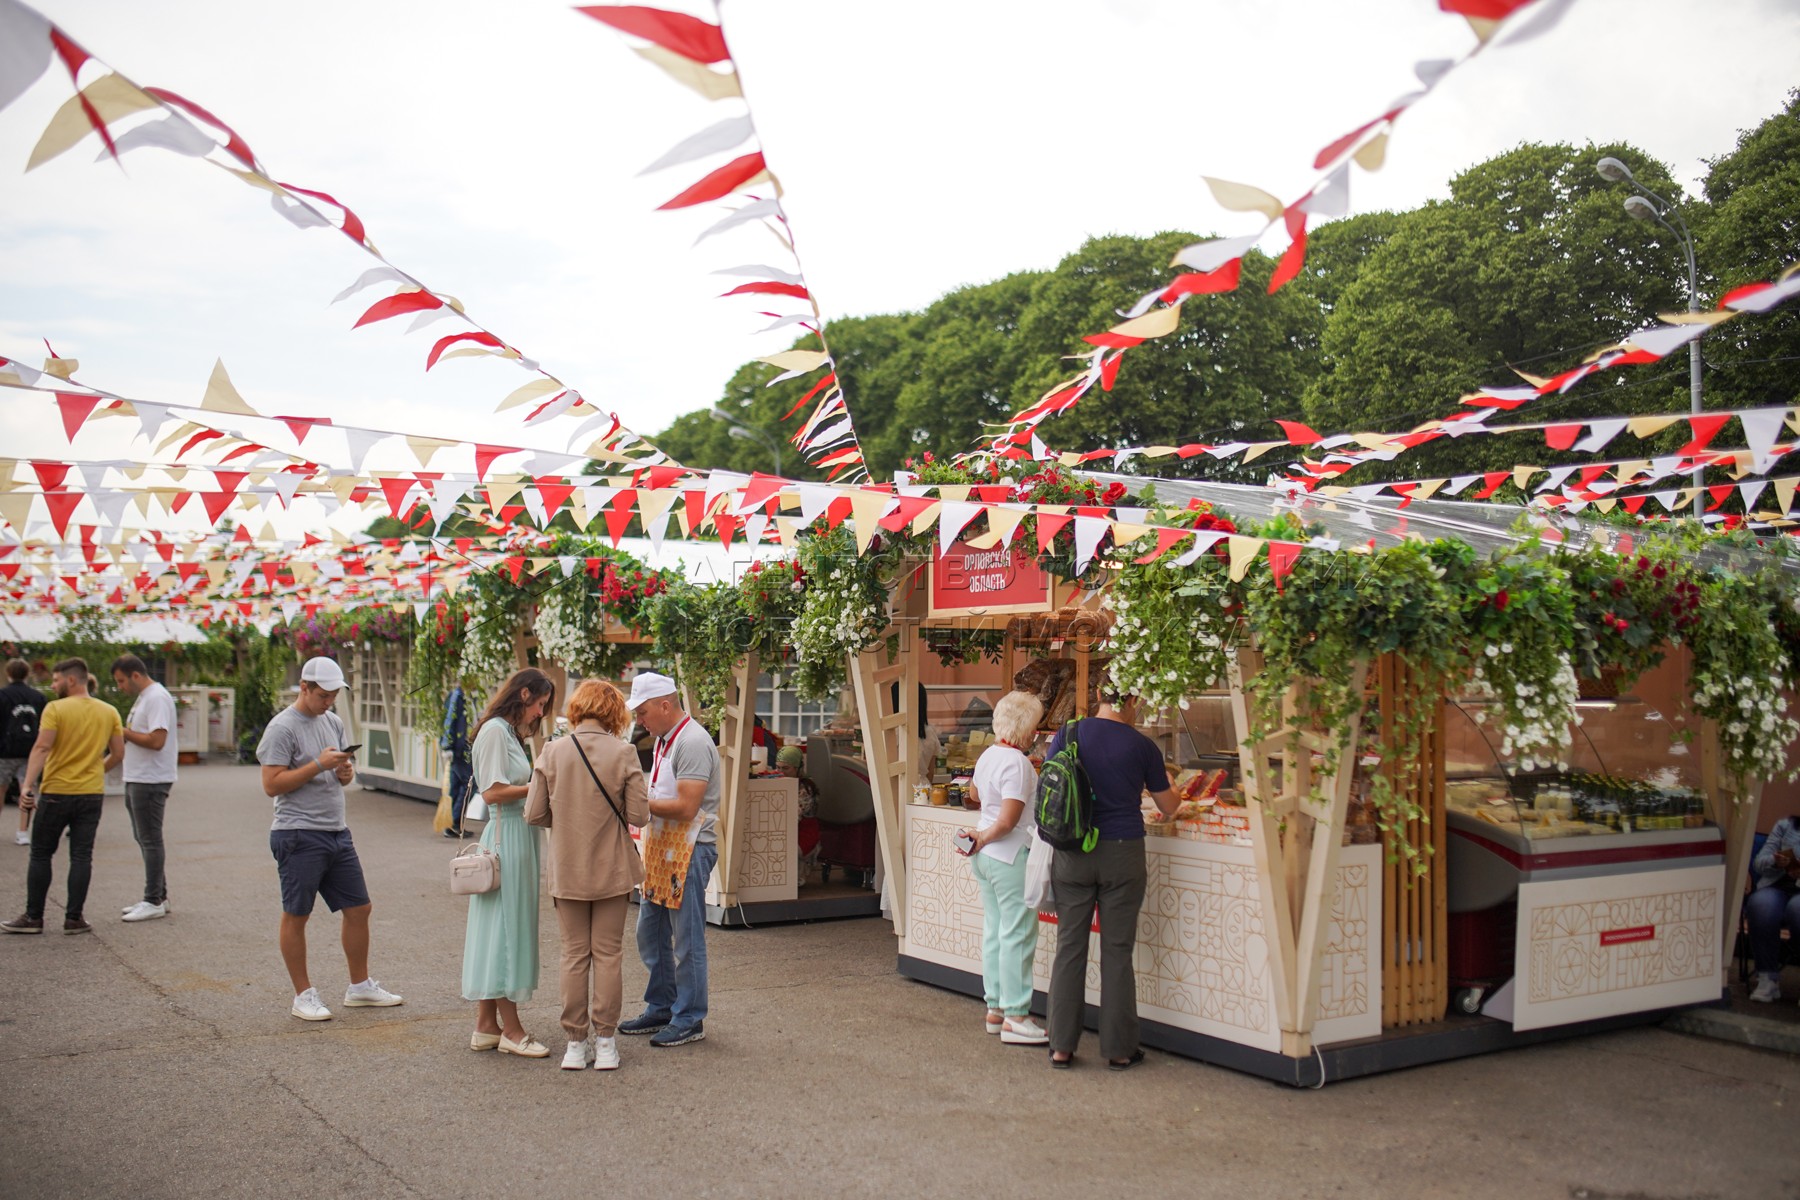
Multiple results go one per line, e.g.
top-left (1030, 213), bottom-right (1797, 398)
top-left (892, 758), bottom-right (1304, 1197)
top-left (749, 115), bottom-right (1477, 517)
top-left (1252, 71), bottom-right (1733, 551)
top-left (711, 650), bottom-right (760, 909)
top-left (1228, 644), bottom-right (1367, 1058)
top-left (852, 626), bottom-right (918, 937)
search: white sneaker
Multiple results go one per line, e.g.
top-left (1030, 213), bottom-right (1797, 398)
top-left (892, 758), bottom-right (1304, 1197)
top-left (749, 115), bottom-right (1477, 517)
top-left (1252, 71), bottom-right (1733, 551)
top-left (592, 1036), bottom-right (620, 1071)
top-left (291, 988), bottom-right (333, 1021)
top-left (12, 831), bottom-right (28, 845)
top-left (561, 1038), bottom-right (593, 1070)
top-left (1000, 1016), bottom-right (1050, 1045)
top-left (1750, 975), bottom-right (1782, 1003)
top-left (343, 978), bottom-right (403, 1007)
top-left (122, 901), bottom-right (169, 923)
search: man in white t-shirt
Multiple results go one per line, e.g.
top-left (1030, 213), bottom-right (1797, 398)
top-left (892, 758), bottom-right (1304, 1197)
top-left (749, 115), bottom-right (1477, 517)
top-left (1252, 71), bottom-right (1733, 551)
top-left (111, 655), bottom-right (178, 923)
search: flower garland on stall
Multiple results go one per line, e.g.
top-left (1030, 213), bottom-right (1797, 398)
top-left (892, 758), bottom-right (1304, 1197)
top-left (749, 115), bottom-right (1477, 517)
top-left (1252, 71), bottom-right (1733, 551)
top-left (791, 525), bottom-right (891, 700)
top-left (1438, 546), bottom-right (1581, 774)
top-left (1102, 500), bottom-right (1241, 713)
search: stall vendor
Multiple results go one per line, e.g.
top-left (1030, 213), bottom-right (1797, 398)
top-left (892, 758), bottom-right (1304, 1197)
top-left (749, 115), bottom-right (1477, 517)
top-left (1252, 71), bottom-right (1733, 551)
top-left (1748, 814), bottom-right (1800, 1004)
top-left (776, 746), bottom-right (821, 877)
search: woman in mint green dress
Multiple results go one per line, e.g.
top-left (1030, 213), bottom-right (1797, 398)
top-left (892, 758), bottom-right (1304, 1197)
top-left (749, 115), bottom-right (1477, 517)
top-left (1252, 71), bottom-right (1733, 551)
top-left (462, 668), bottom-right (556, 1058)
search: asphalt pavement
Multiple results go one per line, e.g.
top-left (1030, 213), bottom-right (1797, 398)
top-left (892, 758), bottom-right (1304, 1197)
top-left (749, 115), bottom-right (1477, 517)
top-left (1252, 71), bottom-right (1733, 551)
top-left (0, 763), bottom-right (1792, 1199)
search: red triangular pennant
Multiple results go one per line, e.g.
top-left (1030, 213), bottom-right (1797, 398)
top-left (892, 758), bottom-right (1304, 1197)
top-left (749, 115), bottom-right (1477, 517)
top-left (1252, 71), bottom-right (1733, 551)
top-left (54, 393), bottom-right (101, 442)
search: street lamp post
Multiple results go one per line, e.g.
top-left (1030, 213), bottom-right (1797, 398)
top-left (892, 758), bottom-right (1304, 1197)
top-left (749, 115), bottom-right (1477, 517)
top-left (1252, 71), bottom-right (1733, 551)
top-left (1596, 156), bottom-right (1703, 518)
top-left (710, 406), bottom-right (783, 476)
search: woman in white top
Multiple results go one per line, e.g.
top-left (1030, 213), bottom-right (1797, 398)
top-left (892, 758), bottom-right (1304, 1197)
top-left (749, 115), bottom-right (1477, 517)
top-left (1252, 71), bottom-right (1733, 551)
top-left (957, 689), bottom-right (1047, 1045)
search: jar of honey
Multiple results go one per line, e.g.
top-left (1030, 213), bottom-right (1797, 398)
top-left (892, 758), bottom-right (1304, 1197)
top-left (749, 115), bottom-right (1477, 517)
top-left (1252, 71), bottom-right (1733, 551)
top-left (930, 785), bottom-right (949, 807)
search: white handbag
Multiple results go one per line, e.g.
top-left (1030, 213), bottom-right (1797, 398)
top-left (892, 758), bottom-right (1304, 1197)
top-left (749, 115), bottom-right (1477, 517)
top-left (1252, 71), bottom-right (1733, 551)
top-left (1023, 833), bottom-right (1055, 910)
top-left (449, 805), bottom-right (501, 895)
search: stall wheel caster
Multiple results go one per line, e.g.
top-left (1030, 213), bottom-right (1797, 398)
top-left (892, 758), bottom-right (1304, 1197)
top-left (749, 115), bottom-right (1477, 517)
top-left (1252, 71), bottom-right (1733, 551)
top-left (1455, 987), bottom-right (1486, 1015)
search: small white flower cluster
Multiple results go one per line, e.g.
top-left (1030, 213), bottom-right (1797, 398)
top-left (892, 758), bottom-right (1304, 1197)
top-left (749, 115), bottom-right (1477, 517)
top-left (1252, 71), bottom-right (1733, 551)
top-left (1103, 590), bottom-right (1226, 713)
top-left (457, 603), bottom-right (517, 690)
top-left (534, 587), bottom-right (606, 679)
top-left (1692, 665), bottom-right (1799, 783)
top-left (792, 561), bottom-right (885, 694)
top-left (1469, 648), bottom-right (1578, 773)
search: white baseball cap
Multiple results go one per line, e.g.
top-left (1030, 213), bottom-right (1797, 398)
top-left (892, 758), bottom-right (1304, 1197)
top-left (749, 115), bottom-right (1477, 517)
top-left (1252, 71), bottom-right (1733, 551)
top-left (300, 657), bottom-right (348, 691)
top-left (626, 671), bottom-right (678, 711)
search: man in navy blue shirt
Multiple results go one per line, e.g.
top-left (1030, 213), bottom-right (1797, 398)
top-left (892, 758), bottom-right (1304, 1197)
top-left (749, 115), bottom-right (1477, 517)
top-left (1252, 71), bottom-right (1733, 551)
top-left (1042, 694), bottom-right (1178, 1070)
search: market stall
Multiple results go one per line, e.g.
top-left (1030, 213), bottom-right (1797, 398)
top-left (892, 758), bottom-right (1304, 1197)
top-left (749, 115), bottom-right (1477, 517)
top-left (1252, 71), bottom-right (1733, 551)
top-left (704, 650), bottom-right (884, 925)
top-left (859, 478), bottom-right (1788, 1085)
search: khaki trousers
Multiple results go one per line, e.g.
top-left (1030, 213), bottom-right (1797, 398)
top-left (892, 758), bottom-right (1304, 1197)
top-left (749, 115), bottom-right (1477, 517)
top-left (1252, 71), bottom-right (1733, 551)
top-left (553, 894), bottom-right (630, 1039)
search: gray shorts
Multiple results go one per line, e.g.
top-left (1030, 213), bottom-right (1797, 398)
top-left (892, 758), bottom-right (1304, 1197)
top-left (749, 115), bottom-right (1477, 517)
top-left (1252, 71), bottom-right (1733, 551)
top-left (0, 758), bottom-right (27, 794)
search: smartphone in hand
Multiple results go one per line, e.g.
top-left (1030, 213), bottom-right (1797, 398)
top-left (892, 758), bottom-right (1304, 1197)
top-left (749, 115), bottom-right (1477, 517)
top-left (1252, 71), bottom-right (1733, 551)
top-left (953, 828), bottom-right (976, 856)
top-left (342, 743), bottom-right (363, 755)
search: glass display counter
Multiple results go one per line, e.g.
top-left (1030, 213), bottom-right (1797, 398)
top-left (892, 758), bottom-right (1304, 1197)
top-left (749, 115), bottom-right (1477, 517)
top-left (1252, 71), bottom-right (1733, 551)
top-left (1442, 695), bottom-right (1727, 1023)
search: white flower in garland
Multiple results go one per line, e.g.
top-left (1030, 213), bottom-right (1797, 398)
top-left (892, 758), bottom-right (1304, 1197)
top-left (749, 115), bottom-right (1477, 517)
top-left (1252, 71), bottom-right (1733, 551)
top-left (1469, 651), bottom-right (1578, 773)
top-left (535, 585), bottom-right (606, 679)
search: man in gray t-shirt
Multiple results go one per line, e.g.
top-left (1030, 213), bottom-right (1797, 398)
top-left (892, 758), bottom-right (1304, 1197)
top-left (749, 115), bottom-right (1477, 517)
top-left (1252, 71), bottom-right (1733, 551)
top-left (255, 657), bottom-right (402, 1023)
top-left (617, 672), bottom-right (720, 1047)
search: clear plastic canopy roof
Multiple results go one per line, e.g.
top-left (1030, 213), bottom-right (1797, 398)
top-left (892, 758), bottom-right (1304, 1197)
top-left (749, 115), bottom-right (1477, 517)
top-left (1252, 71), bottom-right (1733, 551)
top-left (1090, 473), bottom-right (1796, 575)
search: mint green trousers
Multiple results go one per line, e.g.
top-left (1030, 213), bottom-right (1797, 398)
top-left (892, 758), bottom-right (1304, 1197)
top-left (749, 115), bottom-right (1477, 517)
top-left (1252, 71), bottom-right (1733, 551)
top-left (970, 851), bottom-right (1039, 1016)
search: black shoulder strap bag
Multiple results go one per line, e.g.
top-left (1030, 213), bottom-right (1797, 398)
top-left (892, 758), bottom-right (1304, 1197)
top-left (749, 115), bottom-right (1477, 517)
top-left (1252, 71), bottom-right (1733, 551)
top-left (569, 732), bottom-right (631, 833)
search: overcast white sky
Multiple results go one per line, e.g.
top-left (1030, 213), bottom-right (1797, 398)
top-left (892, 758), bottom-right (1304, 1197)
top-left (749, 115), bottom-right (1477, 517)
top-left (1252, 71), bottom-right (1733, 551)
top-left (1, 0), bottom-right (1796, 496)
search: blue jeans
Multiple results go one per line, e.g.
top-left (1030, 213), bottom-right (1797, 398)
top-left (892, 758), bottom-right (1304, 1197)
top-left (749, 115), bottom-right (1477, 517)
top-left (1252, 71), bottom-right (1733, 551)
top-left (636, 841), bottom-right (717, 1031)
top-left (1746, 884), bottom-right (1800, 978)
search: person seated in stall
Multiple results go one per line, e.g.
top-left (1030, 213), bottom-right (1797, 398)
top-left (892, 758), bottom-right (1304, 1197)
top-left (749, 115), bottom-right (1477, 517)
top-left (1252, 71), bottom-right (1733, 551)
top-left (775, 746), bottom-right (821, 879)
top-left (1747, 814), bottom-right (1800, 1004)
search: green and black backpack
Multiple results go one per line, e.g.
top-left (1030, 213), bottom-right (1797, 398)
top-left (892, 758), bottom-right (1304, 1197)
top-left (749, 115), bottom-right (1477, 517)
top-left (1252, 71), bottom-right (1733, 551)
top-left (1034, 719), bottom-right (1097, 852)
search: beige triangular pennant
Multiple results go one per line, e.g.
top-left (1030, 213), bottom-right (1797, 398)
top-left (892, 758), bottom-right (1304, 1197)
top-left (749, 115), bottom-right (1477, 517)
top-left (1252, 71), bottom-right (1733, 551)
top-left (1626, 415), bottom-right (1679, 439)
top-left (200, 359), bottom-right (260, 417)
top-left (1227, 536), bottom-right (1264, 583)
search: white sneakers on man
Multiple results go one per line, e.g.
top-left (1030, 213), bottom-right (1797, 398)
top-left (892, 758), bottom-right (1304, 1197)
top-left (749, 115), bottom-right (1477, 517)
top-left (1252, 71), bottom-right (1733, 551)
top-left (592, 1036), bottom-right (620, 1071)
top-left (291, 988), bottom-right (333, 1021)
top-left (1750, 975), bottom-right (1782, 1003)
top-left (121, 901), bottom-right (168, 922)
top-left (561, 1038), bottom-right (593, 1070)
top-left (343, 979), bottom-right (403, 1007)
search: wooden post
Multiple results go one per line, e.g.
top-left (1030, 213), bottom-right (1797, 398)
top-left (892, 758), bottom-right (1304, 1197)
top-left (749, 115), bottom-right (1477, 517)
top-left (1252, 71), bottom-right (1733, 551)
top-left (1702, 720), bottom-right (1764, 976)
top-left (851, 627), bottom-right (916, 937)
top-left (712, 651), bottom-right (759, 908)
top-left (1229, 644), bottom-right (1369, 1057)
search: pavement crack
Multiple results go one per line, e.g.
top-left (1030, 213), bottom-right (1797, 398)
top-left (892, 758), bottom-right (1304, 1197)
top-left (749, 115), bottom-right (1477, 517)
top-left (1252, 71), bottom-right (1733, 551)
top-left (42, 895), bottom-right (226, 1040)
top-left (267, 1070), bottom-right (424, 1197)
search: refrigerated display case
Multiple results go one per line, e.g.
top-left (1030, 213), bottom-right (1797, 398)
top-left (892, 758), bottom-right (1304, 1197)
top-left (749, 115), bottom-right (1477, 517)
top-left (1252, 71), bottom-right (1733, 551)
top-left (1443, 696), bottom-right (1727, 1025)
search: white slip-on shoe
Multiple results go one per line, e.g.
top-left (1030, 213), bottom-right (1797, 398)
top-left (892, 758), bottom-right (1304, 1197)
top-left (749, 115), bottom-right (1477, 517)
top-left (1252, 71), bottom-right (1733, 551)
top-left (291, 988), bottom-right (333, 1021)
top-left (561, 1038), bottom-right (593, 1070)
top-left (122, 901), bottom-right (169, 923)
top-left (469, 1031), bottom-right (501, 1051)
top-left (592, 1036), bottom-right (620, 1070)
top-left (343, 979), bottom-right (403, 1007)
top-left (985, 1011), bottom-right (1004, 1035)
top-left (1000, 1016), bottom-right (1050, 1045)
top-left (1750, 975), bottom-right (1782, 1003)
top-left (498, 1032), bottom-right (550, 1058)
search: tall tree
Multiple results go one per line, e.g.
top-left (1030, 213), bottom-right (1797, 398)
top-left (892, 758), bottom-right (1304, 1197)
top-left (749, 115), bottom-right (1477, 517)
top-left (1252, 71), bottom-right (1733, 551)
top-left (1694, 87), bottom-right (1800, 415)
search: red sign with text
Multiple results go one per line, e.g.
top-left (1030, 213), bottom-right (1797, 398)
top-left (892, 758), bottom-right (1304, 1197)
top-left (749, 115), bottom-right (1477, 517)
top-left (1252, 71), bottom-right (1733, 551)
top-left (928, 540), bottom-right (1051, 617)
top-left (1599, 925), bottom-right (1656, 947)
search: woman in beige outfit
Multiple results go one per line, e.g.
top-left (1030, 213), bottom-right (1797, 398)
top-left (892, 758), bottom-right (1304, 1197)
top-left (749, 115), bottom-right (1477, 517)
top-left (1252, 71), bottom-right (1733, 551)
top-left (524, 680), bottom-right (650, 1071)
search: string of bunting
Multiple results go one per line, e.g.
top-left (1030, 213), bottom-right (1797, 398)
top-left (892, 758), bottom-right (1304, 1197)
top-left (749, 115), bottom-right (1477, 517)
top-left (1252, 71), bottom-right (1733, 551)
top-left (981, 0), bottom-right (1576, 452)
top-left (578, 2), bottom-right (869, 480)
top-left (0, 0), bottom-right (670, 466)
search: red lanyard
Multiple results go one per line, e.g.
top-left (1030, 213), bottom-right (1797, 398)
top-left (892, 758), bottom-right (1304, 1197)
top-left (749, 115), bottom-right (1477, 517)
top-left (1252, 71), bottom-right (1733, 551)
top-left (651, 716), bottom-right (692, 788)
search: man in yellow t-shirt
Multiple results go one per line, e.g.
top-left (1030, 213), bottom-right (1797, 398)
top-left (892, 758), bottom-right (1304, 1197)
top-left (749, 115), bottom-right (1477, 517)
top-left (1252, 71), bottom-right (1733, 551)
top-left (1, 658), bottom-right (123, 935)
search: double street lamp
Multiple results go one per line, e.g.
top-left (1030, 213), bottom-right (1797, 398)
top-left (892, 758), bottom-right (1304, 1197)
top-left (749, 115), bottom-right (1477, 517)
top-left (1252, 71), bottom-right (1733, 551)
top-left (1596, 155), bottom-right (1704, 517)
top-left (709, 405), bottom-right (783, 476)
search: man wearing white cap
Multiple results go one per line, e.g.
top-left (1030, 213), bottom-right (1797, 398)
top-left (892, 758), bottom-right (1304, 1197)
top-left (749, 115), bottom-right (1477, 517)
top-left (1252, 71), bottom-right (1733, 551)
top-left (617, 672), bottom-right (719, 1047)
top-left (256, 657), bottom-right (402, 1022)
